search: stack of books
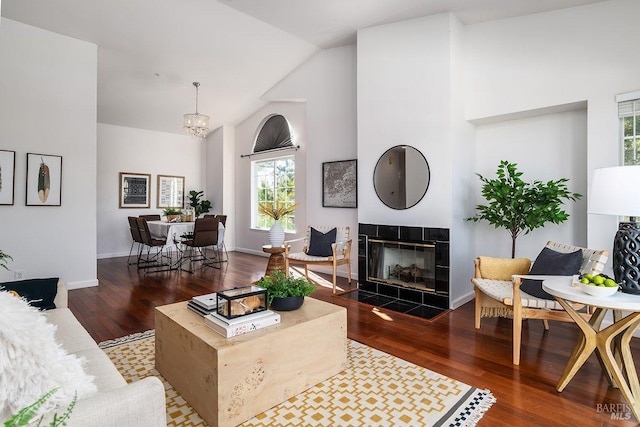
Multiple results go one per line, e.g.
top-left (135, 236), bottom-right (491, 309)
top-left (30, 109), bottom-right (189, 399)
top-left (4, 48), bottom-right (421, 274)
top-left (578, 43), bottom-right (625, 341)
top-left (187, 293), bottom-right (218, 317)
top-left (204, 309), bottom-right (280, 338)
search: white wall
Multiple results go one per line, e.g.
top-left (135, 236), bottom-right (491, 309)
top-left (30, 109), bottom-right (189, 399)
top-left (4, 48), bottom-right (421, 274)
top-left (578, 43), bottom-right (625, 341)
top-left (235, 45), bottom-right (358, 279)
top-left (357, 14), bottom-right (453, 229)
top-left (473, 109), bottom-right (588, 259)
top-left (450, 15), bottom-right (478, 308)
top-left (358, 14), bottom-right (471, 306)
top-left (262, 45), bottom-right (358, 259)
top-left (0, 19), bottom-right (98, 288)
top-left (205, 125), bottom-right (236, 251)
top-left (97, 123), bottom-right (204, 258)
top-left (464, 0), bottom-right (640, 263)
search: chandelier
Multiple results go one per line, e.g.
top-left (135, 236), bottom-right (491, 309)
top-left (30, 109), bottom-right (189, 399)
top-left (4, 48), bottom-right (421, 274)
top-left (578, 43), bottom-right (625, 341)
top-left (183, 82), bottom-right (210, 139)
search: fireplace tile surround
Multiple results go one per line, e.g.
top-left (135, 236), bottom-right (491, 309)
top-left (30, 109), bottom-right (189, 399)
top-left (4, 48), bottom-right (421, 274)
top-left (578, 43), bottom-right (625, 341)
top-left (351, 223), bottom-right (450, 319)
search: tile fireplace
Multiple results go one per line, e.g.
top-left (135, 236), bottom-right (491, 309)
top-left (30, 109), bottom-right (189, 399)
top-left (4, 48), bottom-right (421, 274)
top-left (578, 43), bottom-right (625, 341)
top-left (345, 223), bottom-right (449, 319)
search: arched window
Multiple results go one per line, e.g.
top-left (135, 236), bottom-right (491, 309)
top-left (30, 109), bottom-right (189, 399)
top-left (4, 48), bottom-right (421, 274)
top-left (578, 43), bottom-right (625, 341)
top-left (253, 114), bottom-right (292, 153)
top-left (251, 114), bottom-right (296, 232)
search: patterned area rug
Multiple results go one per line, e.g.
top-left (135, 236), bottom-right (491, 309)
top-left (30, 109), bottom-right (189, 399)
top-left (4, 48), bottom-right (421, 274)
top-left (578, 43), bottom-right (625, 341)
top-left (99, 331), bottom-right (495, 427)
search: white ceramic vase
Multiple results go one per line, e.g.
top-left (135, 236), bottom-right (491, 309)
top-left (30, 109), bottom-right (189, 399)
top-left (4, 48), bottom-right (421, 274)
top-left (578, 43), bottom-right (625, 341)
top-left (268, 220), bottom-right (285, 247)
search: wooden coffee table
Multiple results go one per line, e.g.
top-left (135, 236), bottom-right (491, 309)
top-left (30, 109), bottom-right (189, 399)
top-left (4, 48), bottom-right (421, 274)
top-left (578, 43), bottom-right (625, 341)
top-left (155, 297), bottom-right (347, 427)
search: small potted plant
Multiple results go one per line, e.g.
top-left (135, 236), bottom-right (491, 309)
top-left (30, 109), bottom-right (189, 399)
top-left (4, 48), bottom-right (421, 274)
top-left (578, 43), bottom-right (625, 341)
top-left (256, 270), bottom-right (316, 311)
top-left (162, 207), bottom-right (183, 222)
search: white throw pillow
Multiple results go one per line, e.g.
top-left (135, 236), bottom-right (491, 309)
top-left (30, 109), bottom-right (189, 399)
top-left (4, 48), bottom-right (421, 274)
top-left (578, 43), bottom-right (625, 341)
top-left (0, 291), bottom-right (96, 421)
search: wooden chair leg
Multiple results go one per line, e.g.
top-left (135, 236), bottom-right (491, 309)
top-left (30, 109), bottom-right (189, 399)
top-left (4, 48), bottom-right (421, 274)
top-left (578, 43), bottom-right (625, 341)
top-left (474, 287), bottom-right (482, 329)
top-left (346, 260), bottom-right (352, 284)
top-left (513, 304), bottom-right (523, 365)
top-left (542, 320), bottom-right (550, 331)
top-left (332, 263), bottom-right (337, 294)
top-left (304, 265), bottom-right (309, 279)
top-left (284, 258), bottom-right (290, 277)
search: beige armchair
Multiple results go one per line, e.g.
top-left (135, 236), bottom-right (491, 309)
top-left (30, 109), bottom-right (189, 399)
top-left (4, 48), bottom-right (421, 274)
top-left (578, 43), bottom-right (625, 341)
top-left (472, 241), bottom-right (608, 365)
top-left (284, 226), bottom-right (352, 294)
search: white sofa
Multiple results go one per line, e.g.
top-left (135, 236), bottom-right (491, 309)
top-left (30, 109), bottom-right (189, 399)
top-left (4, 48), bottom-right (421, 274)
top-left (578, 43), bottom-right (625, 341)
top-left (43, 281), bottom-right (166, 426)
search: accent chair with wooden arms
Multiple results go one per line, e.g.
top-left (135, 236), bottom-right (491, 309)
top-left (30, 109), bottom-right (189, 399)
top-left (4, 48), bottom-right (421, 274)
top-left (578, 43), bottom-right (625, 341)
top-left (471, 240), bottom-right (608, 365)
top-left (284, 226), bottom-right (352, 294)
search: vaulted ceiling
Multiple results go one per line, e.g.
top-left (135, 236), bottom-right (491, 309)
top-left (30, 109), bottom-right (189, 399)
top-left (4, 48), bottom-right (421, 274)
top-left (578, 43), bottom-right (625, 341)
top-left (1, 0), bottom-right (606, 136)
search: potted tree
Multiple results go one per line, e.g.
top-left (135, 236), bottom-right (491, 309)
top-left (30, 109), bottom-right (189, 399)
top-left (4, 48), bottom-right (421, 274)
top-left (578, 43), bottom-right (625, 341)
top-left (256, 270), bottom-right (316, 311)
top-left (466, 160), bottom-right (581, 258)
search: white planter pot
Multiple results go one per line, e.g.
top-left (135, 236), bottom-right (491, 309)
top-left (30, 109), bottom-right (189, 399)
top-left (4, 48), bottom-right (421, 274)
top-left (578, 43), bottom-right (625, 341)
top-left (268, 221), bottom-right (285, 247)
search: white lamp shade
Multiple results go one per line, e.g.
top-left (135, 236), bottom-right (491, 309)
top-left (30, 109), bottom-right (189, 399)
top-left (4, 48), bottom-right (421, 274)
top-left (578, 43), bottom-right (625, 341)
top-left (589, 166), bottom-right (640, 217)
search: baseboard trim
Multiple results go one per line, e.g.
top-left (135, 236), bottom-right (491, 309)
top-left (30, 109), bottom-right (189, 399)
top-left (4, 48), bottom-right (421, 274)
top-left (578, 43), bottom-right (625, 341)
top-left (67, 279), bottom-right (99, 290)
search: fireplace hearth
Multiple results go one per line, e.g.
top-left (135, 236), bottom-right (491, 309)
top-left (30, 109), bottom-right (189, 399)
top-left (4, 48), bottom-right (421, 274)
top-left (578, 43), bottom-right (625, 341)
top-left (348, 223), bottom-right (449, 319)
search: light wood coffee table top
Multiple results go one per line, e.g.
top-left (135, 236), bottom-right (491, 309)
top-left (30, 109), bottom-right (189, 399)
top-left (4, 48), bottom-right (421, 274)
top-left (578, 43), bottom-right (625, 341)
top-left (155, 297), bottom-right (347, 427)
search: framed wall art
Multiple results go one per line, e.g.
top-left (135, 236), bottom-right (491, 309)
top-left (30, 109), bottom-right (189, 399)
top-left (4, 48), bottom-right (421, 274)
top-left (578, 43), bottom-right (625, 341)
top-left (26, 153), bottom-right (62, 206)
top-left (322, 159), bottom-right (357, 208)
top-left (119, 172), bottom-right (151, 208)
top-left (0, 150), bottom-right (15, 205)
top-left (157, 175), bottom-right (185, 208)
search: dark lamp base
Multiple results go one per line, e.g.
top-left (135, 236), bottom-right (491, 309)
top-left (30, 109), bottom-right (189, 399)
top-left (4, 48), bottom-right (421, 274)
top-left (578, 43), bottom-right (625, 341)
top-left (613, 222), bottom-right (640, 294)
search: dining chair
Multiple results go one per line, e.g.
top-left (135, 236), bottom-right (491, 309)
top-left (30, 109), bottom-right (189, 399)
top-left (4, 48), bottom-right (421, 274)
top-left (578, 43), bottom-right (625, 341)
top-left (203, 214), bottom-right (228, 261)
top-left (136, 217), bottom-right (168, 270)
top-left (284, 226), bottom-right (352, 294)
top-left (127, 216), bottom-right (144, 265)
top-left (139, 214), bottom-right (161, 221)
top-left (215, 215), bottom-right (228, 261)
top-left (471, 240), bottom-right (608, 365)
top-left (181, 217), bottom-right (221, 272)
top-left (215, 214), bottom-right (227, 227)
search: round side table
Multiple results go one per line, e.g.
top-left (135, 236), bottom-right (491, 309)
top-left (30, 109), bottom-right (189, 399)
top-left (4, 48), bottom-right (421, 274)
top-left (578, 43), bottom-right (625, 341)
top-left (262, 245), bottom-right (286, 276)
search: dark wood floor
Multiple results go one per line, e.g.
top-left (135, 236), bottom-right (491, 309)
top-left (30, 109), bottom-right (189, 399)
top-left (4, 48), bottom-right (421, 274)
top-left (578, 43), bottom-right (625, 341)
top-left (70, 252), bottom-right (640, 427)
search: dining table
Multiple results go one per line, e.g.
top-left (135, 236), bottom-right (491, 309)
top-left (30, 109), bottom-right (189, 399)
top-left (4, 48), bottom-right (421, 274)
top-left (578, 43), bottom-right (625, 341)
top-left (542, 276), bottom-right (640, 421)
top-left (146, 220), bottom-right (225, 250)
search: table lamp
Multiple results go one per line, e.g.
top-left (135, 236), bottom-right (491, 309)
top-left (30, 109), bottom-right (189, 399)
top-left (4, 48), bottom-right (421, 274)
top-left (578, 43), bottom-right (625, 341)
top-left (589, 165), bottom-right (640, 294)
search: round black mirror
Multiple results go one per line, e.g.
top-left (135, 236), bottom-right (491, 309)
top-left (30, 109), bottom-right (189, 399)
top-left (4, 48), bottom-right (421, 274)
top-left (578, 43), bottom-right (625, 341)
top-left (373, 145), bottom-right (430, 210)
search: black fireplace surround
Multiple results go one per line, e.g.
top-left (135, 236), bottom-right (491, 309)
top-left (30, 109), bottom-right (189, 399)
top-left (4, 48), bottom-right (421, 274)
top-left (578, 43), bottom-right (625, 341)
top-left (350, 223), bottom-right (449, 318)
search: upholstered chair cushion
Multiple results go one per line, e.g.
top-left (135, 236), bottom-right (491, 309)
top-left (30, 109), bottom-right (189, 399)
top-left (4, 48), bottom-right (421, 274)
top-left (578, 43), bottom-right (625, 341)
top-left (477, 256), bottom-right (531, 280)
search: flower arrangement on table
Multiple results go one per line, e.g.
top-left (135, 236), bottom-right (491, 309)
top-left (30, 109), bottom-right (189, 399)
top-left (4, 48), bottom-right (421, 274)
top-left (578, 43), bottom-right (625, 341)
top-left (257, 201), bottom-right (299, 220)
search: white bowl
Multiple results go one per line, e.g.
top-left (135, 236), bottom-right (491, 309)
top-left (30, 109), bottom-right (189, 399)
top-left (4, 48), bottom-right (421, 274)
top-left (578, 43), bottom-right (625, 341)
top-left (579, 282), bottom-right (619, 297)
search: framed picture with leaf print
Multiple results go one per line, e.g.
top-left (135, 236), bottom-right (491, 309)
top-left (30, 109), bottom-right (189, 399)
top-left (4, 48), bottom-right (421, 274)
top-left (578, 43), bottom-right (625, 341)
top-left (26, 153), bottom-right (62, 206)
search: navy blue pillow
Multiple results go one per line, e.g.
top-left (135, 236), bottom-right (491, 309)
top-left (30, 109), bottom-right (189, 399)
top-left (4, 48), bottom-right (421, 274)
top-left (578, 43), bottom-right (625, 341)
top-left (520, 248), bottom-right (582, 300)
top-left (307, 227), bottom-right (337, 257)
top-left (0, 277), bottom-right (59, 310)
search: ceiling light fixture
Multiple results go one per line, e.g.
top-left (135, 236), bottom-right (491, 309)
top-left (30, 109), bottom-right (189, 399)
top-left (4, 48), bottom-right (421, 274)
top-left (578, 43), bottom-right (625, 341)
top-left (183, 82), bottom-right (210, 140)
